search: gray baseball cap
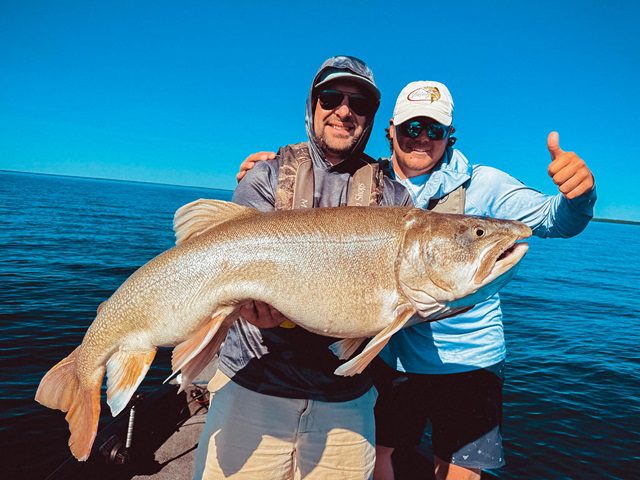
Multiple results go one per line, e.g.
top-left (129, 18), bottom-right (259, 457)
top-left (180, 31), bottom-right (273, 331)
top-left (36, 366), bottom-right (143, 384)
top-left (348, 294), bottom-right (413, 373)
top-left (313, 56), bottom-right (381, 101)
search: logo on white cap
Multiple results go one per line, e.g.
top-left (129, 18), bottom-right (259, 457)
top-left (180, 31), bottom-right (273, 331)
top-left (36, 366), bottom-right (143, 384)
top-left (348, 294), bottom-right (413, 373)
top-left (407, 86), bottom-right (441, 103)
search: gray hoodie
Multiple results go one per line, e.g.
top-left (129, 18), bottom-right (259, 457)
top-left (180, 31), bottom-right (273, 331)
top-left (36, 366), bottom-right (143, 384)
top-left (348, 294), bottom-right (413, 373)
top-left (305, 55), bottom-right (380, 167)
top-left (218, 56), bottom-right (410, 400)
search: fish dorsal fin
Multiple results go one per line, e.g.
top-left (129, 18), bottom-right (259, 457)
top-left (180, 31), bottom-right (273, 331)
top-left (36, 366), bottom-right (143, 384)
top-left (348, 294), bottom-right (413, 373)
top-left (173, 199), bottom-right (256, 246)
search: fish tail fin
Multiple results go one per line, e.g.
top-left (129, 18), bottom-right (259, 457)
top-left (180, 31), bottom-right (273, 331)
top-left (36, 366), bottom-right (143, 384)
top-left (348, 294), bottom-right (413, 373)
top-left (35, 347), bottom-right (103, 461)
top-left (329, 338), bottom-right (367, 360)
top-left (106, 348), bottom-right (157, 417)
top-left (167, 306), bottom-right (239, 391)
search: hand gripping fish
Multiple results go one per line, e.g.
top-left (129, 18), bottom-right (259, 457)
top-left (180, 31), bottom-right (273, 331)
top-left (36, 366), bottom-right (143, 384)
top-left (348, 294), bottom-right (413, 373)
top-left (36, 199), bottom-right (531, 461)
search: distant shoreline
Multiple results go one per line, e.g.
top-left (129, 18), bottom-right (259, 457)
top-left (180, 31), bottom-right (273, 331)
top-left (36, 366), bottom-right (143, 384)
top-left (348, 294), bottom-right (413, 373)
top-left (591, 217), bottom-right (640, 226)
top-left (2, 169), bottom-right (638, 225)
top-left (0, 169), bottom-right (233, 194)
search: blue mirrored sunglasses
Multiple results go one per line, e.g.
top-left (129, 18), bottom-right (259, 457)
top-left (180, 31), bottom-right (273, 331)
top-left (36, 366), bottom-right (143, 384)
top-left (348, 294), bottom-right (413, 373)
top-left (399, 120), bottom-right (451, 140)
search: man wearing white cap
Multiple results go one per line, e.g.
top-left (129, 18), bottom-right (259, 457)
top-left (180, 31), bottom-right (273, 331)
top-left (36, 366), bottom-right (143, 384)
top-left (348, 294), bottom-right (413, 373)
top-left (236, 79), bottom-right (596, 480)
top-left (372, 81), bottom-right (596, 480)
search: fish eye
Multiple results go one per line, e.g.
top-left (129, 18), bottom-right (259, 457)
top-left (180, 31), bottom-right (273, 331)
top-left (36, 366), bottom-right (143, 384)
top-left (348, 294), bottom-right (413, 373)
top-left (475, 228), bottom-right (485, 237)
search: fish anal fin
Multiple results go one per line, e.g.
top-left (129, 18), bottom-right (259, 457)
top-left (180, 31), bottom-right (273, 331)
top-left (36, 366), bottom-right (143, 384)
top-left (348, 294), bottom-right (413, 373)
top-left (334, 306), bottom-right (416, 377)
top-left (329, 338), bottom-right (367, 360)
top-left (168, 306), bottom-right (238, 388)
top-left (173, 199), bottom-right (255, 245)
top-left (35, 347), bottom-right (104, 461)
top-left (106, 348), bottom-right (156, 417)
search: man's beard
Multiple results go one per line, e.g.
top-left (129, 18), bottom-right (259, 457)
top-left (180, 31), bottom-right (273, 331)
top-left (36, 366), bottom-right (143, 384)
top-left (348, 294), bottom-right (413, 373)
top-left (316, 132), bottom-right (361, 159)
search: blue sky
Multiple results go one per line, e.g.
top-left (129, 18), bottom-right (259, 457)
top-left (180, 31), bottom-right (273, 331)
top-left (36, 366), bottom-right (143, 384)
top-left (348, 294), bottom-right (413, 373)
top-left (1, 1), bottom-right (639, 220)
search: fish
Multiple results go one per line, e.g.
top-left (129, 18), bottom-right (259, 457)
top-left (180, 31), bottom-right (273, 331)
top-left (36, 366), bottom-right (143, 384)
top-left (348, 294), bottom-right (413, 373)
top-left (35, 199), bottom-right (531, 461)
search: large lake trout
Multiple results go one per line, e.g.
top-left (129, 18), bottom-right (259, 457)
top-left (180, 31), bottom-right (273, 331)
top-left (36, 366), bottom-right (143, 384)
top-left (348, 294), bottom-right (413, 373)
top-left (36, 199), bottom-right (531, 460)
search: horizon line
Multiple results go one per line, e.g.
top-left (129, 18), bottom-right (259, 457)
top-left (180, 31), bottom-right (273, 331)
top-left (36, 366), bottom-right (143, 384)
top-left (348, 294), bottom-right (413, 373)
top-left (0, 168), bottom-right (233, 193)
top-left (2, 169), bottom-right (638, 226)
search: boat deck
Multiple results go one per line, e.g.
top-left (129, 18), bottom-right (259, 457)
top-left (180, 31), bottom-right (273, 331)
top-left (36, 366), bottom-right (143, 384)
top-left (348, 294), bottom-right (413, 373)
top-left (45, 362), bottom-right (495, 480)
top-left (131, 403), bottom-right (206, 480)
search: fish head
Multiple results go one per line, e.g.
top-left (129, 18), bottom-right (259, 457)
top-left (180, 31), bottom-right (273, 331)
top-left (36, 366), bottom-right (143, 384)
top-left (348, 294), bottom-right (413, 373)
top-left (397, 209), bottom-right (532, 317)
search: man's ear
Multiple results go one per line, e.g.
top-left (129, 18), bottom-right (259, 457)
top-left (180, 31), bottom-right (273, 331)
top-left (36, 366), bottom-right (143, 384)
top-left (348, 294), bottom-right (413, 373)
top-left (388, 120), bottom-right (395, 140)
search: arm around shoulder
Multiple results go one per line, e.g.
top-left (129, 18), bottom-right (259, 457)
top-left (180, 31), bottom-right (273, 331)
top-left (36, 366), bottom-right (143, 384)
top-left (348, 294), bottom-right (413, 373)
top-left (232, 158), bottom-right (279, 211)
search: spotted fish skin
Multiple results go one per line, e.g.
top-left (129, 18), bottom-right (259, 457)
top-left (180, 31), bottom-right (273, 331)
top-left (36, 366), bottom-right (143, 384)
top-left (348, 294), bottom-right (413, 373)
top-left (35, 200), bottom-right (531, 461)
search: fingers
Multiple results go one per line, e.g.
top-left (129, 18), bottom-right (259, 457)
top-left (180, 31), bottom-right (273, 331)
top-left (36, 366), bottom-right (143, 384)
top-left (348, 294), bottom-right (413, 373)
top-left (239, 301), bottom-right (287, 328)
top-left (236, 160), bottom-right (256, 182)
top-left (548, 151), bottom-right (578, 178)
top-left (236, 162), bottom-right (255, 182)
top-left (236, 151), bottom-right (276, 183)
top-left (546, 132), bottom-right (595, 198)
top-left (552, 160), bottom-right (592, 197)
top-left (268, 305), bottom-right (289, 324)
top-left (253, 300), bottom-right (272, 319)
top-left (562, 177), bottom-right (595, 199)
top-left (547, 131), bottom-right (563, 161)
top-left (239, 302), bottom-right (259, 323)
top-left (547, 150), bottom-right (594, 199)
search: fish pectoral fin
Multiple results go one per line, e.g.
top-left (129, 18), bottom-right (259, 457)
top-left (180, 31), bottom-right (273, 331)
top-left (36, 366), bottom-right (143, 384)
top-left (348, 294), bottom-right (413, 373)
top-left (428, 305), bottom-right (474, 321)
top-left (334, 306), bottom-right (416, 377)
top-left (329, 338), bottom-right (367, 360)
top-left (167, 306), bottom-right (239, 391)
top-left (106, 348), bottom-right (157, 417)
top-left (35, 347), bottom-right (104, 461)
top-left (173, 199), bottom-right (256, 245)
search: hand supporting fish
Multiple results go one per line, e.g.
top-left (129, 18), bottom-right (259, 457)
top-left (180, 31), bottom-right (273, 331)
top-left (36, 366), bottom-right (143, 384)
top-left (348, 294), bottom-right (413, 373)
top-left (240, 300), bottom-right (289, 328)
top-left (35, 200), bottom-right (531, 461)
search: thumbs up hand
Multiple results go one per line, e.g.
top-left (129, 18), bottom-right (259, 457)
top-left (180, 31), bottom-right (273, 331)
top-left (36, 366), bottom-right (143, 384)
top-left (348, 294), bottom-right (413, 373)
top-left (547, 132), bottom-right (594, 199)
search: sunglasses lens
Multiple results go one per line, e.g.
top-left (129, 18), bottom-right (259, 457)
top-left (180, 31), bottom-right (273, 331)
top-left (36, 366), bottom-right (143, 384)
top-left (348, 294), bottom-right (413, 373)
top-left (317, 90), bottom-right (374, 116)
top-left (348, 94), bottom-right (374, 116)
top-left (428, 125), bottom-right (448, 140)
top-left (401, 121), bottom-right (449, 140)
top-left (318, 90), bottom-right (343, 111)
top-left (403, 121), bottom-right (423, 138)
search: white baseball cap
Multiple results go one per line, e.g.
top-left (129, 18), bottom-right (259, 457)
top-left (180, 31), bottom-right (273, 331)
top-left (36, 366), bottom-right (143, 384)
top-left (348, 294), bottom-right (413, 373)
top-left (393, 81), bottom-right (454, 126)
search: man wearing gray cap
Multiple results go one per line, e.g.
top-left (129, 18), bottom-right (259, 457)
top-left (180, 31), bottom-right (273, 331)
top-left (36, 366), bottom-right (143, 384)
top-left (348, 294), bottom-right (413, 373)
top-left (372, 81), bottom-right (595, 480)
top-left (193, 56), bottom-right (411, 480)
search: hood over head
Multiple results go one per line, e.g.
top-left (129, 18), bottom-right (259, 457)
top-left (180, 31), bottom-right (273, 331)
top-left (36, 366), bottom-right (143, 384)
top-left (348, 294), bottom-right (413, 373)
top-left (305, 55), bottom-right (381, 166)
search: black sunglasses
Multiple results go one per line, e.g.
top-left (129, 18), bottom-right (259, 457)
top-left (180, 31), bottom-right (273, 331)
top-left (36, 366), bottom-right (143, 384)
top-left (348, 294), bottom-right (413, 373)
top-left (316, 89), bottom-right (376, 117)
top-left (398, 120), bottom-right (451, 140)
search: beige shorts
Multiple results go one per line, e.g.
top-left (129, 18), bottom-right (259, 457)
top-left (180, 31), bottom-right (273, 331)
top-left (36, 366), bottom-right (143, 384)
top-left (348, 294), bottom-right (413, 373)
top-left (193, 371), bottom-right (377, 480)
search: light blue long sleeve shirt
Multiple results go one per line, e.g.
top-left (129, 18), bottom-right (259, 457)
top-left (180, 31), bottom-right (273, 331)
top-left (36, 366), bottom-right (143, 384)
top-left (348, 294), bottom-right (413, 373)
top-left (378, 148), bottom-right (597, 374)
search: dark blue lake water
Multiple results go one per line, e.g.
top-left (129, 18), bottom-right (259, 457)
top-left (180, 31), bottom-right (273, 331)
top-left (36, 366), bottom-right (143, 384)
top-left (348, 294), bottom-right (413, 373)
top-left (1, 171), bottom-right (638, 479)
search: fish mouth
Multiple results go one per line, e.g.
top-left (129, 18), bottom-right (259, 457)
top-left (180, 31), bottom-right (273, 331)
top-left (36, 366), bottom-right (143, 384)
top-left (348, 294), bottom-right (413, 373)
top-left (475, 235), bottom-right (530, 285)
